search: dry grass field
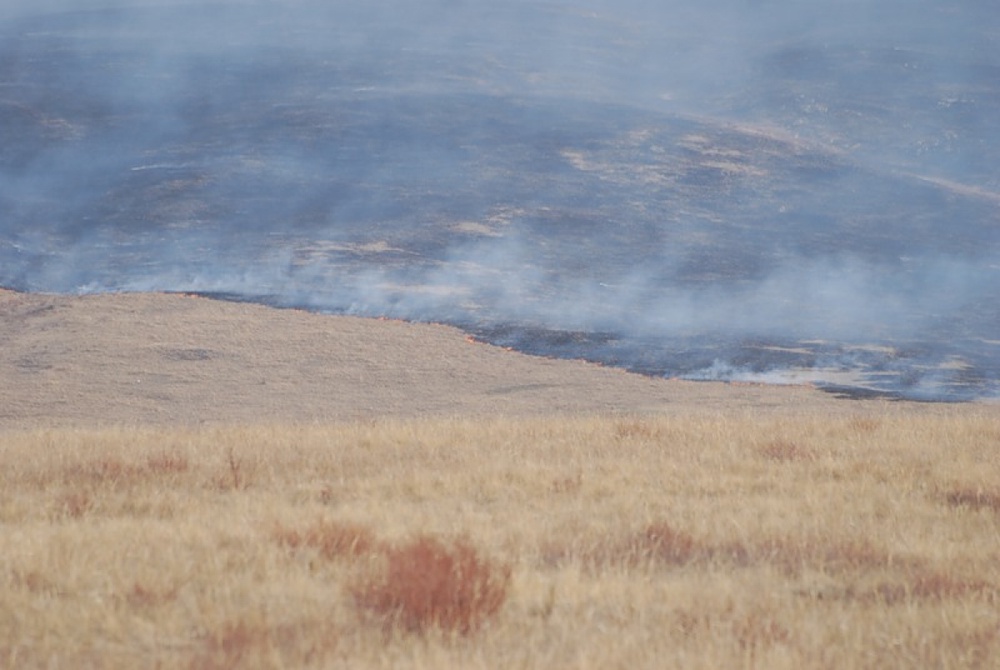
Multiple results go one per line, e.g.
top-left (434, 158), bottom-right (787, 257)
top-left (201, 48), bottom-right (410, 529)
top-left (2, 412), bottom-right (999, 668)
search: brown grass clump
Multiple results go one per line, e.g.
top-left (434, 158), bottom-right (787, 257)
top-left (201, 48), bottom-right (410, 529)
top-left (121, 581), bottom-right (180, 609)
top-left (190, 618), bottom-right (340, 670)
top-left (749, 536), bottom-right (896, 575)
top-left (57, 490), bottom-right (93, 519)
top-left (614, 419), bottom-right (662, 440)
top-left (67, 456), bottom-right (144, 487)
top-left (866, 571), bottom-right (997, 605)
top-left (731, 609), bottom-right (793, 653)
top-left (273, 519), bottom-right (380, 560)
top-left (145, 452), bottom-right (190, 475)
top-left (58, 452), bottom-right (189, 491)
top-left (351, 535), bottom-right (511, 636)
top-left (617, 522), bottom-right (700, 567)
top-left (756, 440), bottom-right (814, 462)
top-left (942, 487), bottom-right (1000, 513)
top-left (847, 416), bottom-right (881, 434)
top-left (542, 521), bottom-right (702, 570)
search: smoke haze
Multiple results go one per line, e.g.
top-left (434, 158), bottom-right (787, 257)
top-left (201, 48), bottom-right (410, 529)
top-left (1, 0), bottom-right (998, 400)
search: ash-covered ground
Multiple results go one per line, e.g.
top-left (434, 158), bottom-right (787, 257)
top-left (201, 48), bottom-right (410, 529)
top-left (2, 1), bottom-right (998, 400)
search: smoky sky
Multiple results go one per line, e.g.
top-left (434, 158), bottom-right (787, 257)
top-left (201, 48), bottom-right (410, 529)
top-left (1, 0), bottom-right (998, 400)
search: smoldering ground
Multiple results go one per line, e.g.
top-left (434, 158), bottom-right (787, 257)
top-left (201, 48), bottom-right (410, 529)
top-left (1, 0), bottom-right (998, 400)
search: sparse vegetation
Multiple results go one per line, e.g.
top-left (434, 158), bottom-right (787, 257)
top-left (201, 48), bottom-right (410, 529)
top-left (1, 411), bottom-right (998, 668)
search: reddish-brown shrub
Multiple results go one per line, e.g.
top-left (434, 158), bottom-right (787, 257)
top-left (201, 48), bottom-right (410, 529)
top-left (352, 535), bottom-right (511, 635)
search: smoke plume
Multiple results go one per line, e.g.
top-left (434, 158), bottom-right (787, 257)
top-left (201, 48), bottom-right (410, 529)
top-left (1, 0), bottom-right (998, 400)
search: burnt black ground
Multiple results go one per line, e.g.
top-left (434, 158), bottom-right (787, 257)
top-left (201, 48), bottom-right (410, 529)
top-left (1, 1), bottom-right (998, 400)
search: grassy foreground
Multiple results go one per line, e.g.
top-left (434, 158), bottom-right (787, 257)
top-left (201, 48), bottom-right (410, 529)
top-left (2, 411), bottom-right (999, 669)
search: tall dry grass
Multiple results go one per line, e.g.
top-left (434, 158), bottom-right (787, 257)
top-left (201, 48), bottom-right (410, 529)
top-left (1, 410), bottom-right (998, 668)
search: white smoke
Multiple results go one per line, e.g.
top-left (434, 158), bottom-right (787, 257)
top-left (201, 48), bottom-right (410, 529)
top-left (2, 0), bottom-right (998, 399)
